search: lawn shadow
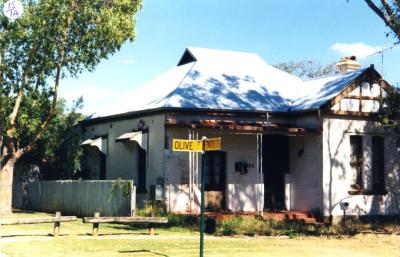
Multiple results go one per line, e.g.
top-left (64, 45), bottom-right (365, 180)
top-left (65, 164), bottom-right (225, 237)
top-left (1, 234), bottom-right (49, 238)
top-left (2, 233), bottom-right (58, 238)
top-left (119, 250), bottom-right (169, 256)
top-left (11, 209), bottom-right (37, 214)
top-left (78, 232), bottom-right (150, 236)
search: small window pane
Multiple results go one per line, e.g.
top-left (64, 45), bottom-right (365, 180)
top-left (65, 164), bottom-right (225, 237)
top-left (350, 135), bottom-right (363, 190)
top-left (372, 136), bottom-right (385, 192)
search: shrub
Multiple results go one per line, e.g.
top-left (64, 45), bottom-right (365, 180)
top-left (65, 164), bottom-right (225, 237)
top-left (216, 216), bottom-right (275, 236)
top-left (135, 200), bottom-right (165, 217)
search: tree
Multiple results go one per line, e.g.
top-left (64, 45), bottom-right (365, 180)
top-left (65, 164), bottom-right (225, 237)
top-left (380, 85), bottom-right (400, 130)
top-left (274, 60), bottom-right (339, 80)
top-left (364, 0), bottom-right (400, 40)
top-left (0, 0), bottom-right (143, 214)
top-left (19, 97), bottom-right (86, 180)
top-left (363, 1), bottom-right (400, 130)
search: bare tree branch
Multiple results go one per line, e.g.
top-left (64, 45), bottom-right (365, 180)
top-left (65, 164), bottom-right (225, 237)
top-left (365, 0), bottom-right (393, 27)
top-left (364, 0), bottom-right (400, 39)
top-left (7, 41), bottom-right (39, 137)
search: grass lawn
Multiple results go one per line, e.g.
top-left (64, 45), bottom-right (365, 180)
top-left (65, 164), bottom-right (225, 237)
top-left (1, 211), bottom-right (399, 257)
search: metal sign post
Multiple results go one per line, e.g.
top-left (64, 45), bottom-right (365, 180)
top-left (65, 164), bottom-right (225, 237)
top-left (171, 136), bottom-right (221, 257)
top-left (199, 137), bottom-right (208, 257)
top-left (0, 136), bottom-right (2, 257)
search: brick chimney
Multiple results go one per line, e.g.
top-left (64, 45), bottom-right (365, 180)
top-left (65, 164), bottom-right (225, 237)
top-left (336, 56), bottom-right (361, 73)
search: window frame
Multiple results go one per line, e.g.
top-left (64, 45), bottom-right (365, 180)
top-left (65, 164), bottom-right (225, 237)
top-left (349, 135), bottom-right (364, 191)
top-left (371, 136), bottom-right (386, 193)
top-left (203, 151), bottom-right (226, 192)
top-left (347, 135), bottom-right (388, 196)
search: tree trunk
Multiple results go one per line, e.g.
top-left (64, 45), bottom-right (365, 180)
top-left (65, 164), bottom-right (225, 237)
top-left (0, 157), bottom-right (17, 214)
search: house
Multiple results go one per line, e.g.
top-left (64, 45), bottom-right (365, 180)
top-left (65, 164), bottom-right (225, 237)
top-left (80, 47), bottom-right (400, 219)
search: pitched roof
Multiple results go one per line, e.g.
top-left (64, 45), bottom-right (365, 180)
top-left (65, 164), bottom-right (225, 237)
top-left (290, 68), bottom-right (367, 111)
top-left (91, 47), bottom-right (375, 118)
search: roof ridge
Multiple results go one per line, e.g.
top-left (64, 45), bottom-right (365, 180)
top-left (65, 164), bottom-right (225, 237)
top-left (163, 61), bottom-right (197, 107)
top-left (187, 46), bottom-right (259, 55)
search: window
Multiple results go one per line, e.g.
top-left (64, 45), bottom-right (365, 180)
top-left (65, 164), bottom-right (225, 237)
top-left (350, 135), bottom-right (363, 190)
top-left (100, 153), bottom-right (107, 180)
top-left (137, 147), bottom-right (147, 193)
top-left (372, 136), bottom-right (385, 192)
top-left (203, 151), bottom-right (226, 191)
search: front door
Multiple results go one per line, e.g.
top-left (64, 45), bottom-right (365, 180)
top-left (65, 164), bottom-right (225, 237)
top-left (263, 135), bottom-right (289, 210)
top-left (203, 151), bottom-right (226, 210)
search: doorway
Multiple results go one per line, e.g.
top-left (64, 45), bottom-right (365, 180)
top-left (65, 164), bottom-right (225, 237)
top-left (202, 151), bottom-right (226, 210)
top-left (100, 152), bottom-right (107, 180)
top-left (263, 135), bottom-right (289, 210)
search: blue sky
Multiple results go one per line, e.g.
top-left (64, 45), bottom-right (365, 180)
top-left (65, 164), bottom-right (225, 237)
top-left (60, 0), bottom-right (400, 115)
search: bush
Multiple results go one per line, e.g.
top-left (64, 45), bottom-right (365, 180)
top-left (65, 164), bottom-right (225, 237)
top-left (130, 210), bottom-right (373, 237)
top-left (214, 216), bottom-right (338, 237)
top-left (166, 214), bottom-right (199, 231)
top-left (216, 216), bottom-right (274, 236)
top-left (135, 200), bottom-right (166, 217)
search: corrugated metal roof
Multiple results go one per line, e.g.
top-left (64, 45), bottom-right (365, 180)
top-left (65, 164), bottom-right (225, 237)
top-left (290, 68), bottom-right (366, 111)
top-left (91, 47), bottom-right (371, 118)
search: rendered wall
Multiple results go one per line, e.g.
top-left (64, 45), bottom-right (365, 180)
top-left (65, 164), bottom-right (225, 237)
top-left (81, 113), bottom-right (165, 204)
top-left (322, 116), bottom-right (400, 217)
top-left (331, 82), bottom-right (382, 113)
top-left (164, 127), bottom-right (263, 213)
top-left (288, 135), bottom-right (323, 213)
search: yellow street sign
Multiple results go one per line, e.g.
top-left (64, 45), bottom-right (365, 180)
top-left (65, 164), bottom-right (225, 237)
top-left (204, 137), bottom-right (221, 151)
top-left (172, 137), bottom-right (222, 152)
top-left (172, 139), bottom-right (203, 152)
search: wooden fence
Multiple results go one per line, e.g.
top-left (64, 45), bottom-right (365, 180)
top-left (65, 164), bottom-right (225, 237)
top-left (12, 180), bottom-right (136, 217)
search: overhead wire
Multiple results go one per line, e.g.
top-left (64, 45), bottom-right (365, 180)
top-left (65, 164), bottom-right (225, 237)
top-left (366, 41), bottom-right (400, 76)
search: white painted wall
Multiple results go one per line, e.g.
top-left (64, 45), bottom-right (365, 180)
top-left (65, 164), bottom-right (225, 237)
top-left (82, 111), bottom-right (400, 217)
top-left (331, 82), bottom-right (383, 113)
top-left (225, 133), bottom-right (263, 212)
top-left (288, 135), bottom-right (323, 212)
top-left (322, 116), bottom-right (400, 217)
top-left (82, 114), bottom-right (166, 204)
top-left (164, 128), bottom-right (263, 213)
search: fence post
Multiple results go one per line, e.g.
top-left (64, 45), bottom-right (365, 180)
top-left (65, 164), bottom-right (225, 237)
top-left (92, 212), bottom-right (100, 236)
top-left (148, 225), bottom-right (155, 236)
top-left (131, 183), bottom-right (136, 217)
top-left (53, 211), bottom-right (61, 237)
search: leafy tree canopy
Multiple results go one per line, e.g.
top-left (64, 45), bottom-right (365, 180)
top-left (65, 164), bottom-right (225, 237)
top-left (363, 1), bottom-right (400, 131)
top-left (0, 0), bottom-right (143, 214)
top-left (1, 0), bottom-right (142, 163)
top-left (18, 97), bottom-right (86, 179)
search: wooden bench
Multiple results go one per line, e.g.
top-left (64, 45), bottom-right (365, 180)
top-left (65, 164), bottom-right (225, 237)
top-left (1, 211), bottom-right (77, 237)
top-left (83, 212), bottom-right (168, 236)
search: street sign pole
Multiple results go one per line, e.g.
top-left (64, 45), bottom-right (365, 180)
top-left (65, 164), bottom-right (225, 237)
top-left (171, 136), bottom-right (221, 257)
top-left (199, 138), bottom-right (206, 257)
top-left (0, 136), bottom-right (2, 257)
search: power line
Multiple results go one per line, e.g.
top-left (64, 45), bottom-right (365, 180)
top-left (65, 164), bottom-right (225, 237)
top-left (367, 41), bottom-right (400, 57)
top-left (366, 41), bottom-right (400, 76)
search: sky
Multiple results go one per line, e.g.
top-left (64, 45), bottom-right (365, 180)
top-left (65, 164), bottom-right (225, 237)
top-left (59, 0), bottom-right (400, 115)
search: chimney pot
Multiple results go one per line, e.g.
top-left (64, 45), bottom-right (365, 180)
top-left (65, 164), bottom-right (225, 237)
top-left (336, 56), bottom-right (361, 74)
